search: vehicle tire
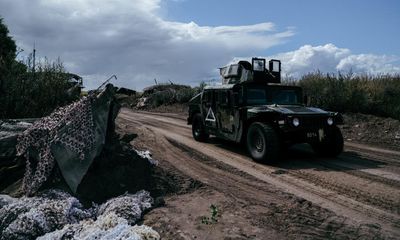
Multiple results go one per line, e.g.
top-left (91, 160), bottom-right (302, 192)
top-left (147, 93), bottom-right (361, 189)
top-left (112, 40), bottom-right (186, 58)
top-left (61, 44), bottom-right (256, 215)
top-left (246, 122), bottom-right (279, 163)
top-left (311, 126), bottom-right (343, 157)
top-left (192, 113), bottom-right (209, 142)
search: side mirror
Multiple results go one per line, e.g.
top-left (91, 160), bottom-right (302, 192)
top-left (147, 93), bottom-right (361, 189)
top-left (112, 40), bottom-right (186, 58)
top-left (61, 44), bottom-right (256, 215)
top-left (303, 95), bottom-right (311, 106)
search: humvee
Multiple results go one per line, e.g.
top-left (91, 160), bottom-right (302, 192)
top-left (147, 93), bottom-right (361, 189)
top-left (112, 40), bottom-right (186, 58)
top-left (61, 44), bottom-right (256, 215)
top-left (188, 58), bottom-right (344, 163)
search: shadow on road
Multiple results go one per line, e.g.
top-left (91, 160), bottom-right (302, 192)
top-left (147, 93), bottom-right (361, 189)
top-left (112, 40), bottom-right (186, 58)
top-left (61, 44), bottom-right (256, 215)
top-left (206, 137), bottom-right (387, 172)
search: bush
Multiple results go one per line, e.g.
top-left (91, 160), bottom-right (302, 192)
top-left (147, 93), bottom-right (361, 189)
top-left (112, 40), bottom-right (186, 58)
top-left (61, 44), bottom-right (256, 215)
top-left (298, 71), bottom-right (400, 120)
top-left (0, 56), bottom-right (80, 118)
top-left (175, 87), bottom-right (197, 103)
top-left (150, 89), bottom-right (175, 107)
top-left (0, 18), bottom-right (81, 119)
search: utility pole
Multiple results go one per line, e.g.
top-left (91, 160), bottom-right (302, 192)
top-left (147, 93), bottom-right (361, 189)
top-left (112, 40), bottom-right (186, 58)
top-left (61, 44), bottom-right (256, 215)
top-left (33, 42), bottom-right (36, 73)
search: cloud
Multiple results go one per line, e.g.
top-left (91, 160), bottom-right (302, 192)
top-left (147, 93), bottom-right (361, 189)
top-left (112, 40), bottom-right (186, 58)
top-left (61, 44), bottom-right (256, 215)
top-left (270, 44), bottom-right (400, 78)
top-left (2, 1), bottom-right (397, 90)
top-left (337, 54), bottom-right (400, 74)
top-left (0, 0), bottom-right (293, 90)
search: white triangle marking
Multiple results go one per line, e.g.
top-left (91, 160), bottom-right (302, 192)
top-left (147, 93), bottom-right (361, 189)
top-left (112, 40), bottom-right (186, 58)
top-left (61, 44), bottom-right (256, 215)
top-left (205, 107), bottom-right (216, 122)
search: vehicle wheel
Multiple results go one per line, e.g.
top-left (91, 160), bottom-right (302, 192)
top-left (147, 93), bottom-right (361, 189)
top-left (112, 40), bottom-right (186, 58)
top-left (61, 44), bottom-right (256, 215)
top-left (311, 126), bottom-right (343, 157)
top-left (246, 122), bottom-right (279, 163)
top-left (192, 113), bottom-right (209, 142)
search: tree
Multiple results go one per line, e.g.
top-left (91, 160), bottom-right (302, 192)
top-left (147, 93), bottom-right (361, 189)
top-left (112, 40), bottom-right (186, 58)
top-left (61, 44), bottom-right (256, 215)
top-left (0, 17), bottom-right (79, 119)
top-left (0, 18), bottom-right (18, 117)
top-left (0, 18), bottom-right (16, 61)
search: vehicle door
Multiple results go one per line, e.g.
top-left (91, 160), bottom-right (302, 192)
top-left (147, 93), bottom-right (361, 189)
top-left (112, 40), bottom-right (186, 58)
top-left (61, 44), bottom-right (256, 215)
top-left (201, 90), bottom-right (217, 130)
top-left (216, 90), bottom-right (233, 133)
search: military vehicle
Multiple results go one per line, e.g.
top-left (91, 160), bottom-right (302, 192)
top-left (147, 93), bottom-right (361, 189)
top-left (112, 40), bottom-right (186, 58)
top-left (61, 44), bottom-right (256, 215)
top-left (188, 58), bottom-right (344, 162)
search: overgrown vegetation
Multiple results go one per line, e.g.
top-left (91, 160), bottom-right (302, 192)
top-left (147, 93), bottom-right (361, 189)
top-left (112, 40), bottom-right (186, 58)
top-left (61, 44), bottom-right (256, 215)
top-left (294, 71), bottom-right (400, 120)
top-left (143, 83), bottom-right (204, 108)
top-left (0, 18), bottom-right (79, 119)
top-left (139, 74), bottom-right (400, 121)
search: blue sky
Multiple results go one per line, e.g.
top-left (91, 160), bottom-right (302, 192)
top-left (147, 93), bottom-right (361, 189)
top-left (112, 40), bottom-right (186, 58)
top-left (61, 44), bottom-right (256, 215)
top-left (0, 0), bottom-right (399, 89)
top-left (165, 0), bottom-right (400, 56)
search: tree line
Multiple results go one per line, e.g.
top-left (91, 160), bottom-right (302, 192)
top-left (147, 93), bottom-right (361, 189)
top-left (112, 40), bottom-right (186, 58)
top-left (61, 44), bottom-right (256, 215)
top-left (0, 18), bottom-right (79, 119)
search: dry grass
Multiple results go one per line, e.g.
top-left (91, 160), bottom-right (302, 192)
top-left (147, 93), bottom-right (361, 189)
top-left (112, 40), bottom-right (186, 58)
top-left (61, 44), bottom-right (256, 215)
top-left (291, 72), bottom-right (400, 120)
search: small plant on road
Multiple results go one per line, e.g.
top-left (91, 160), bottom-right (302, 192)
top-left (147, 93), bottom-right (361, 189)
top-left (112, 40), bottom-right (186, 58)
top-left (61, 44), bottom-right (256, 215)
top-left (201, 204), bottom-right (220, 225)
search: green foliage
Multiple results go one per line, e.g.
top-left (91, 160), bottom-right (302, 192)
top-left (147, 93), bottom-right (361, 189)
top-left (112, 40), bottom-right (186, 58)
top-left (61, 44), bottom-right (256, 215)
top-left (0, 18), bottom-right (16, 61)
top-left (175, 87), bottom-right (197, 103)
top-left (298, 71), bottom-right (400, 120)
top-left (151, 89), bottom-right (175, 107)
top-left (201, 204), bottom-right (220, 225)
top-left (0, 17), bottom-right (80, 119)
top-left (1, 56), bottom-right (80, 118)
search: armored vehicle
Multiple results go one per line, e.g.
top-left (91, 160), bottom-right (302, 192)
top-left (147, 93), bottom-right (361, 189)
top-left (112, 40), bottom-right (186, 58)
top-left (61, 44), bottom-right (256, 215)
top-left (188, 58), bottom-right (344, 162)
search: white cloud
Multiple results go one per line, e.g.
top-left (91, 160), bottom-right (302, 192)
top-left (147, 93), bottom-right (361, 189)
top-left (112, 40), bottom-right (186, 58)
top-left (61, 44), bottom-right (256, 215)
top-left (267, 44), bottom-right (399, 78)
top-left (0, 0), bottom-right (293, 90)
top-left (337, 54), bottom-right (400, 74)
top-left (1, 1), bottom-right (397, 90)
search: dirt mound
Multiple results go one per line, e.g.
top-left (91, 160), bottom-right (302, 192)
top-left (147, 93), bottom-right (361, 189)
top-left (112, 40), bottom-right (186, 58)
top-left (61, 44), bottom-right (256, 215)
top-left (132, 84), bottom-right (197, 109)
top-left (341, 113), bottom-right (400, 150)
top-left (75, 132), bottom-right (157, 204)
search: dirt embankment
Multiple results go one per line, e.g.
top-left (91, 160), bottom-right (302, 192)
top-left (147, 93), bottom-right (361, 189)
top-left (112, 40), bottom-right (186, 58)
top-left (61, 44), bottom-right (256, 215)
top-left (340, 113), bottom-right (400, 151)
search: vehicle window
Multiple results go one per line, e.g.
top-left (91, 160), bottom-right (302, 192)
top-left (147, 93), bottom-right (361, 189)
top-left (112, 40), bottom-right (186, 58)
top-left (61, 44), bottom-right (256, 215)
top-left (268, 89), bottom-right (300, 105)
top-left (247, 88), bottom-right (267, 105)
top-left (228, 64), bottom-right (239, 76)
top-left (246, 87), bottom-right (301, 105)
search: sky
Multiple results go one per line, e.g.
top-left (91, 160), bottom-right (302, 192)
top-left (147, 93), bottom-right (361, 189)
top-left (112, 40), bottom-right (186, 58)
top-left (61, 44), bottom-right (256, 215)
top-left (0, 0), bottom-right (399, 90)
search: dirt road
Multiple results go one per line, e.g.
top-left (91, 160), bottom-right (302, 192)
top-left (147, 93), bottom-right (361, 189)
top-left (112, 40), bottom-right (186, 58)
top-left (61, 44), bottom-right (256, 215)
top-left (117, 108), bottom-right (400, 240)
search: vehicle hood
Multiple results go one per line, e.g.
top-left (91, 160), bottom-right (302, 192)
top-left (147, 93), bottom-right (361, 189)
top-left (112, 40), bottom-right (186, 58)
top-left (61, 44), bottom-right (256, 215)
top-left (247, 105), bottom-right (330, 115)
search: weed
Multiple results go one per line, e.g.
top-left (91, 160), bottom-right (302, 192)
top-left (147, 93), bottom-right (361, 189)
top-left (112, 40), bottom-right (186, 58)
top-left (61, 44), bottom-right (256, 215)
top-left (201, 204), bottom-right (220, 225)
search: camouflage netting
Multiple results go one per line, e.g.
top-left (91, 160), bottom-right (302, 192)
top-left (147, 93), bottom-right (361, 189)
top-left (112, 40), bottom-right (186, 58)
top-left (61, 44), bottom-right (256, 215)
top-left (97, 190), bottom-right (153, 225)
top-left (38, 213), bottom-right (160, 240)
top-left (0, 190), bottom-right (158, 240)
top-left (16, 95), bottom-right (96, 196)
top-left (0, 190), bottom-right (93, 239)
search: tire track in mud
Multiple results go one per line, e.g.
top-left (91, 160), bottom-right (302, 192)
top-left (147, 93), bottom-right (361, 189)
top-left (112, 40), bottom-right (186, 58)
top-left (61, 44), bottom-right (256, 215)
top-left (124, 110), bottom-right (400, 187)
top-left (276, 155), bottom-right (400, 214)
top-left (323, 156), bottom-right (400, 184)
top-left (124, 120), bottom-right (391, 239)
top-left (119, 109), bottom-right (400, 238)
top-left (163, 134), bottom-right (400, 231)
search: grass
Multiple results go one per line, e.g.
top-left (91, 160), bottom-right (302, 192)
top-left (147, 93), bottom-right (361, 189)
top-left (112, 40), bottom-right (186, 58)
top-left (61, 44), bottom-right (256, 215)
top-left (285, 71), bottom-right (400, 120)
